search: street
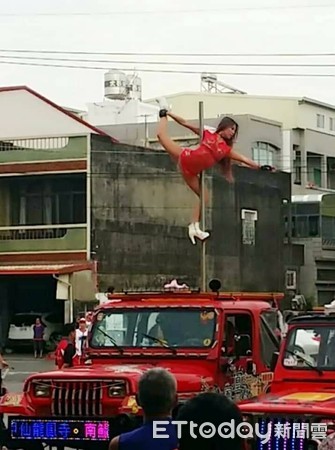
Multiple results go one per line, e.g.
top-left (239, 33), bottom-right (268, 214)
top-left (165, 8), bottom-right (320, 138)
top-left (2, 355), bottom-right (69, 450)
top-left (4, 354), bottom-right (54, 393)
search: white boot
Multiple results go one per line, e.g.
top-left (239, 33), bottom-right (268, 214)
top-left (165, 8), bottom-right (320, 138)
top-left (155, 97), bottom-right (170, 111)
top-left (188, 223), bottom-right (210, 245)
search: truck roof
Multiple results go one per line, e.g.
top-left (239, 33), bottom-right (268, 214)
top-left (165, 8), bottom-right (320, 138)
top-left (98, 291), bottom-right (283, 311)
top-left (289, 314), bottom-right (335, 324)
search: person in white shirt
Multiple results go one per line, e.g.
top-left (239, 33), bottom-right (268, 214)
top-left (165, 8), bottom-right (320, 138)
top-left (75, 318), bottom-right (88, 357)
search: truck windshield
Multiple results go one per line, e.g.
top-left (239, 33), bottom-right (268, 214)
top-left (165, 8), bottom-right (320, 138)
top-left (90, 308), bottom-right (216, 349)
top-left (283, 325), bottom-right (335, 370)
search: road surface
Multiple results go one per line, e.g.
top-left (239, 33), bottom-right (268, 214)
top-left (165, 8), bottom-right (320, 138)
top-left (2, 355), bottom-right (75, 450)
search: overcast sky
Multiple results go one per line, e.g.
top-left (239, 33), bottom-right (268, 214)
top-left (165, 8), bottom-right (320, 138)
top-left (0, 0), bottom-right (335, 110)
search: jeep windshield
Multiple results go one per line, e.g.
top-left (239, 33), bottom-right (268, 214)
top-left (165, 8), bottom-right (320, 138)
top-left (90, 308), bottom-right (216, 349)
top-left (283, 325), bottom-right (335, 371)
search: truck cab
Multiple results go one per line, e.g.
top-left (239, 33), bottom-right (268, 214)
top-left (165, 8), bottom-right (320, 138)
top-left (0, 286), bottom-right (282, 450)
top-left (239, 302), bottom-right (335, 450)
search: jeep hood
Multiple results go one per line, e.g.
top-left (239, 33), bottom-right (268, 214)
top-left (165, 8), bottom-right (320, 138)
top-left (26, 362), bottom-right (215, 393)
top-left (239, 389), bottom-right (335, 416)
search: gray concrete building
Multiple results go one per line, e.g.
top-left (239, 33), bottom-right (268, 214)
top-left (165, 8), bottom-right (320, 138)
top-left (90, 134), bottom-right (303, 294)
top-left (288, 193), bottom-right (335, 306)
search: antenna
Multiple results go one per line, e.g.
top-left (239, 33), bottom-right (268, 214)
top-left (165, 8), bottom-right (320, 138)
top-left (200, 73), bottom-right (247, 95)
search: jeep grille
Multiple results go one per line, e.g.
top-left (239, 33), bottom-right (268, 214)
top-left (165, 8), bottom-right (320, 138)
top-left (51, 381), bottom-right (103, 416)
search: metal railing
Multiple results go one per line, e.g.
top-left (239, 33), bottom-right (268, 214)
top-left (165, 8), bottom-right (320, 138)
top-left (0, 224), bottom-right (86, 240)
top-left (0, 137), bottom-right (69, 151)
top-left (322, 238), bottom-right (335, 249)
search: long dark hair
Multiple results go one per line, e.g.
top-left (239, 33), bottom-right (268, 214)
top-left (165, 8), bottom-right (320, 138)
top-left (216, 116), bottom-right (238, 183)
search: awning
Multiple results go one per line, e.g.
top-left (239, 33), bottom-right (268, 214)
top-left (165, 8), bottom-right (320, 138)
top-left (0, 262), bottom-right (97, 302)
top-left (0, 262), bottom-right (93, 276)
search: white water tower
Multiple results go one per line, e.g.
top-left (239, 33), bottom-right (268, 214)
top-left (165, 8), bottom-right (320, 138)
top-left (104, 69), bottom-right (128, 100)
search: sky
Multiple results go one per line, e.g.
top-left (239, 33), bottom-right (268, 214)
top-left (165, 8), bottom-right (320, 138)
top-left (1, 0), bottom-right (335, 110)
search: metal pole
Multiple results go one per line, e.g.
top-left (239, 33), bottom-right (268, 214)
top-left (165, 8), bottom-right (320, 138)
top-left (144, 115), bottom-right (148, 148)
top-left (199, 101), bottom-right (207, 291)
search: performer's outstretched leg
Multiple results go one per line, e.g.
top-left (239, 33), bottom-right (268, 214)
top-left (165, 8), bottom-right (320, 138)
top-left (156, 109), bottom-right (182, 163)
top-left (182, 173), bottom-right (210, 245)
top-left (156, 104), bottom-right (209, 245)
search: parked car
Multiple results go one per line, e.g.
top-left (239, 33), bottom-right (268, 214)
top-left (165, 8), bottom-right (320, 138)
top-left (6, 312), bottom-right (63, 351)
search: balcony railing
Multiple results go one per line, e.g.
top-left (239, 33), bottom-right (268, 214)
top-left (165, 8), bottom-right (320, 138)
top-left (0, 136), bottom-right (87, 163)
top-left (0, 224), bottom-right (87, 253)
top-left (322, 238), bottom-right (335, 250)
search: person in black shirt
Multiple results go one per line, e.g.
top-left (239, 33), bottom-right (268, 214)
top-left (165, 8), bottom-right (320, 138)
top-left (55, 323), bottom-right (77, 369)
top-left (0, 345), bottom-right (8, 401)
top-left (63, 331), bottom-right (77, 368)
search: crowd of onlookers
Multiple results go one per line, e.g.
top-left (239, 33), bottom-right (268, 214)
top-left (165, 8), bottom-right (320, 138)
top-left (109, 367), bottom-right (243, 450)
top-left (108, 367), bottom-right (335, 450)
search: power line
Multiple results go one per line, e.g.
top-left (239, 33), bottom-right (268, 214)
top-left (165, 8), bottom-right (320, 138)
top-left (2, 55), bottom-right (335, 68)
top-left (0, 4), bottom-right (334, 16)
top-left (1, 49), bottom-right (335, 58)
top-left (2, 59), bottom-right (335, 77)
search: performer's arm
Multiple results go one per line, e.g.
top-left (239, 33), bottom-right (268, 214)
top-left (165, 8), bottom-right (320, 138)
top-left (167, 112), bottom-right (200, 135)
top-left (229, 151), bottom-right (261, 169)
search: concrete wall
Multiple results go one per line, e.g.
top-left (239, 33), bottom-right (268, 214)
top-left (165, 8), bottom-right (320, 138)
top-left (90, 135), bottom-right (294, 292)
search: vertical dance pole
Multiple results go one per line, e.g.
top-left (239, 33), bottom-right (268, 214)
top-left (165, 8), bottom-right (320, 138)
top-left (199, 101), bottom-right (207, 291)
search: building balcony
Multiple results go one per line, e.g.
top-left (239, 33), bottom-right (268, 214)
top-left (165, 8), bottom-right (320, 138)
top-left (0, 224), bottom-right (87, 253)
top-left (0, 136), bottom-right (87, 164)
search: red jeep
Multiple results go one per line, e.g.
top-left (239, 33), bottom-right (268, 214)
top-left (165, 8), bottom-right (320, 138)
top-left (239, 307), bottom-right (335, 450)
top-left (0, 284), bottom-right (282, 450)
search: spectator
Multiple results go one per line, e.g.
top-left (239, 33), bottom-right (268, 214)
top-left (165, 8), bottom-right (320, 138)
top-left (319, 432), bottom-right (335, 449)
top-left (109, 368), bottom-right (178, 450)
top-left (33, 317), bottom-right (45, 358)
top-left (55, 323), bottom-right (78, 369)
top-left (0, 343), bottom-right (8, 381)
top-left (0, 341), bottom-right (8, 400)
top-left (177, 392), bottom-right (243, 450)
top-left (0, 333), bottom-right (8, 370)
top-left (75, 318), bottom-right (88, 362)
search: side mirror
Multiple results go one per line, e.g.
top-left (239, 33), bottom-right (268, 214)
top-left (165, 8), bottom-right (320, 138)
top-left (270, 352), bottom-right (279, 372)
top-left (235, 334), bottom-right (251, 357)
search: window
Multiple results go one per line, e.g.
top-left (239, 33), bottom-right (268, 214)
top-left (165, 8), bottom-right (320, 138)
top-left (321, 216), bottom-right (335, 242)
top-left (330, 118), bottom-right (335, 131)
top-left (317, 114), bottom-right (325, 128)
top-left (291, 215), bottom-right (320, 238)
top-left (260, 311), bottom-right (280, 367)
top-left (252, 142), bottom-right (276, 166)
top-left (286, 270), bottom-right (297, 289)
top-left (283, 326), bottom-right (335, 370)
top-left (313, 168), bottom-right (321, 186)
top-left (11, 177), bottom-right (86, 226)
top-left (222, 313), bottom-right (253, 357)
top-left (241, 209), bottom-right (257, 245)
top-left (90, 308), bottom-right (217, 348)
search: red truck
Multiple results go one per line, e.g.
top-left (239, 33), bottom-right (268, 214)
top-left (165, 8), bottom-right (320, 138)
top-left (0, 284), bottom-right (282, 450)
top-left (238, 306), bottom-right (335, 450)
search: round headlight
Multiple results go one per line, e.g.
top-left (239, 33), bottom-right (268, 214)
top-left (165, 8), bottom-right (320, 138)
top-left (33, 383), bottom-right (51, 397)
top-left (108, 382), bottom-right (126, 397)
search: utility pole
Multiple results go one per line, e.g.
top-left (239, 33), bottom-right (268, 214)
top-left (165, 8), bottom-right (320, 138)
top-left (199, 101), bottom-right (207, 291)
top-left (144, 114), bottom-right (149, 148)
